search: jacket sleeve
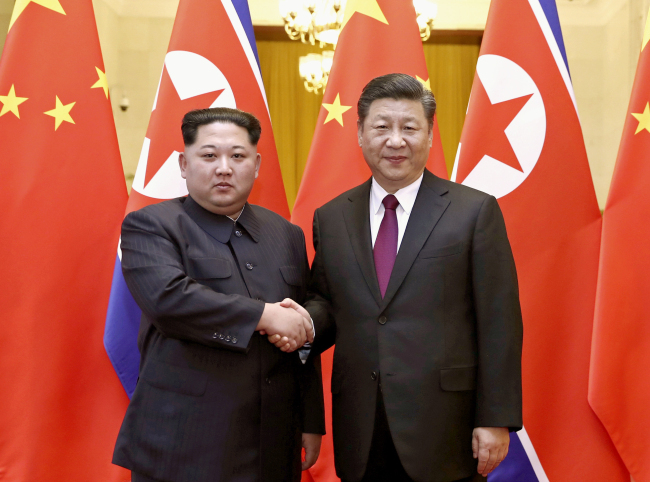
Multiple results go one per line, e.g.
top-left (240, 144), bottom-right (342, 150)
top-left (471, 195), bottom-right (524, 430)
top-left (120, 208), bottom-right (264, 353)
top-left (293, 225), bottom-right (326, 434)
top-left (305, 208), bottom-right (337, 356)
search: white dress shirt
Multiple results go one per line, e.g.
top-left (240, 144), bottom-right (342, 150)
top-left (370, 173), bottom-right (423, 252)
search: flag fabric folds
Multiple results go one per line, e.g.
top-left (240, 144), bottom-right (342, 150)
top-left (589, 7), bottom-right (650, 482)
top-left (452, 0), bottom-right (627, 480)
top-left (0, 1), bottom-right (129, 480)
top-left (290, 1), bottom-right (445, 480)
top-left (103, 0), bottom-right (288, 397)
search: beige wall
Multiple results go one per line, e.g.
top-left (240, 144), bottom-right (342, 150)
top-left (1, 0), bottom-right (648, 207)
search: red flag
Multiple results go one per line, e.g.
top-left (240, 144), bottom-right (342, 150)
top-left (589, 8), bottom-right (650, 482)
top-left (290, 1), bottom-right (445, 480)
top-left (103, 0), bottom-right (289, 401)
top-left (0, 1), bottom-right (129, 480)
top-left (453, 0), bottom-right (627, 480)
top-left (125, 0), bottom-right (288, 218)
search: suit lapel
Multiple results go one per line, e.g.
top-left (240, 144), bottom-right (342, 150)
top-left (342, 179), bottom-right (383, 307)
top-left (381, 171), bottom-right (450, 309)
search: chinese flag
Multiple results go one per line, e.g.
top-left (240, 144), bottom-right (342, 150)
top-left (0, 1), bottom-right (129, 481)
top-left (589, 8), bottom-right (650, 482)
top-left (290, 1), bottom-right (444, 480)
top-left (453, 0), bottom-right (627, 481)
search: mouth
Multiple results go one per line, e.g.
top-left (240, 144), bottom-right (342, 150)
top-left (384, 156), bottom-right (407, 163)
top-left (214, 182), bottom-right (233, 190)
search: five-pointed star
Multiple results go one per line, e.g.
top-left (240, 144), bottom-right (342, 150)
top-left (9, 0), bottom-right (65, 31)
top-left (0, 84), bottom-right (28, 118)
top-left (416, 76), bottom-right (431, 91)
top-left (632, 103), bottom-right (650, 134)
top-left (455, 76), bottom-right (533, 183)
top-left (340, 0), bottom-right (388, 32)
top-left (92, 67), bottom-right (109, 98)
top-left (44, 95), bottom-right (75, 130)
top-left (144, 66), bottom-right (224, 186)
top-left (323, 93), bottom-right (352, 126)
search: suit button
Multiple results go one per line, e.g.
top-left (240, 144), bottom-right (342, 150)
top-left (266, 378), bottom-right (271, 385)
top-left (246, 263), bottom-right (253, 270)
top-left (212, 332), bottom-right (218, 339)
top-left (225, 335), bottom-right (231, 342)
top-left (235, 230), bottom-right (242, 237)
top-left (378, 316), bottom-right (387, 325)
top-left (218, 334), bottom-right (224, 340)
top-left (232, 337), bottom-right (238, 344)
top-left (371, 371), bottom-right (377, 381)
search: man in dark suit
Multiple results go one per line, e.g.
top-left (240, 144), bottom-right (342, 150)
top-left (279, 74), bottom-right (523, 482)
top-left (112, 108), bottom-right (325, 482)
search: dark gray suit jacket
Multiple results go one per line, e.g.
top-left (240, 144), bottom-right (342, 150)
top-left (306, 170), bottom-right (523, 482)
top-left (112, 196), bottom-right (325, 482)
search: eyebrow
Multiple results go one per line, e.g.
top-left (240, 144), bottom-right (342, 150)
top-left (198, 144), bottom-right (247, 150)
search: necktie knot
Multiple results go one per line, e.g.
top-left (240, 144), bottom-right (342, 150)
top-left (382, 194), bottom-right (399, 211)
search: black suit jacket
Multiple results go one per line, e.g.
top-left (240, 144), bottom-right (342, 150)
top-left (306, 170), bottom-right (523, 482)
top-left (112, 196), bottom-right (325, 482)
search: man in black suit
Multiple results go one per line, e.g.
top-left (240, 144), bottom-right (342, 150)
top-left (279, 74), bottom-right (523, 482)
top-left (112, 108), bottom-right (324, 482)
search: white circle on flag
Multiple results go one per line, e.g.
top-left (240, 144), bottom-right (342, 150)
top-left (459, 54), bottom-right (546, 199)
top-left (152, 50), bottom-right (236, 109)
top-left (134, 51), bottom-right (237, 199)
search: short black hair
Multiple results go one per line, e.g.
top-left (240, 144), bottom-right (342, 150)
top-left (357, 73), bottom-right (436, 130)
top-left (181, 107), bottom-right (262, 146)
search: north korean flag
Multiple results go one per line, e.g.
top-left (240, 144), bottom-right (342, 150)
top-left (453, 0), bottom-right (627, 480)
top-left (104, 0), bottom-right (288, 397)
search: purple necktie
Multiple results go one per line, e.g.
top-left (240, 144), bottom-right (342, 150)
top-left (374, 194), bottom-right (399, 298)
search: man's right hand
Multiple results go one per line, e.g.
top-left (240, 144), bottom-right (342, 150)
top-left (256, 302), bottom-right (307, 352)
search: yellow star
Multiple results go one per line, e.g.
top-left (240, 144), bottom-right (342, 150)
top-left (323, 93), bottom-right (352, 127)
top-left (340, 0), bottom-right (388, 32)
top-left (632, 103), bottom-right (650, 135)
top-left (0, 85), bottom-right (28, 119)
top-left (9, 0), bottom-right (65, 31)
top-left (416, 76), bottom-right (431, 91)
top-left (91, 67), bottom-right (109, 98)
top-left (44, 96), bottom-right (75, 131)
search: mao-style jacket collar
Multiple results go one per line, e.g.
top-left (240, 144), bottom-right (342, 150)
top-left (182, 196), bottom-right (261, 244)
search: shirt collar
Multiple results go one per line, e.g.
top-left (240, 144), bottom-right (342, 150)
top-left (370, 173), bottom-right (424, 215)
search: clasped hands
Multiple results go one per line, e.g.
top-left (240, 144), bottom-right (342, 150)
top-left (256, 298), bottom-right (313, 352)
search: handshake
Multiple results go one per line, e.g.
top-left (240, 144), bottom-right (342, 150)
top-left (256, 298), bottom-right (313, 353)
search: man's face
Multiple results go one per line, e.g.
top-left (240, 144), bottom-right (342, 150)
top-left (358, 98), bottom-right (432, 193)
top-left (179, 122), bottom-right (261, 217)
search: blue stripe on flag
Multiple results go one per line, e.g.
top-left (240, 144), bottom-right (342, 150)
top-left (538, 0), bottom-right (570, 76)
top-left (104, 255), bottom-right (142, 398)
top-left (232, 0), bottom-right (261, 69)
top-left (488, 432), bottom-right (540, 482)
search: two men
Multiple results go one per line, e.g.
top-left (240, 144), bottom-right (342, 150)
top-left (115, 73), bottom-right (522, 482)
top-left (113, 108), bottom-right (324, 482)
top-left (283, 73), bottom-right (523, 482)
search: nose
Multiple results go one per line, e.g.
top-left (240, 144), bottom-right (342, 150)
top-left (386, 127), bottom-right (405, 148)
top-left (214, 156), bottom-right (232, 176)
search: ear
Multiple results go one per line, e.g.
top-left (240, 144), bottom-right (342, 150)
top-left (254, 153), bottom-right (261, 179)
top-left (428, 128), bottom-right (433, 147)
top-left (357, 120), bottom-right (363, 146)
top-left (179, 152), bottom-right (187, 179)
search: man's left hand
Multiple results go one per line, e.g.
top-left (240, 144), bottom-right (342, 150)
top-left (301, 433), bottom-right (322, 470)
top-left (472, 426), bottom-right (509, 477)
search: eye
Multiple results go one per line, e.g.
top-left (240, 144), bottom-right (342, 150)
top-left (232, 153), bottom-right (243, 159)
top-left (203, 153), bottom-right (215, 158)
